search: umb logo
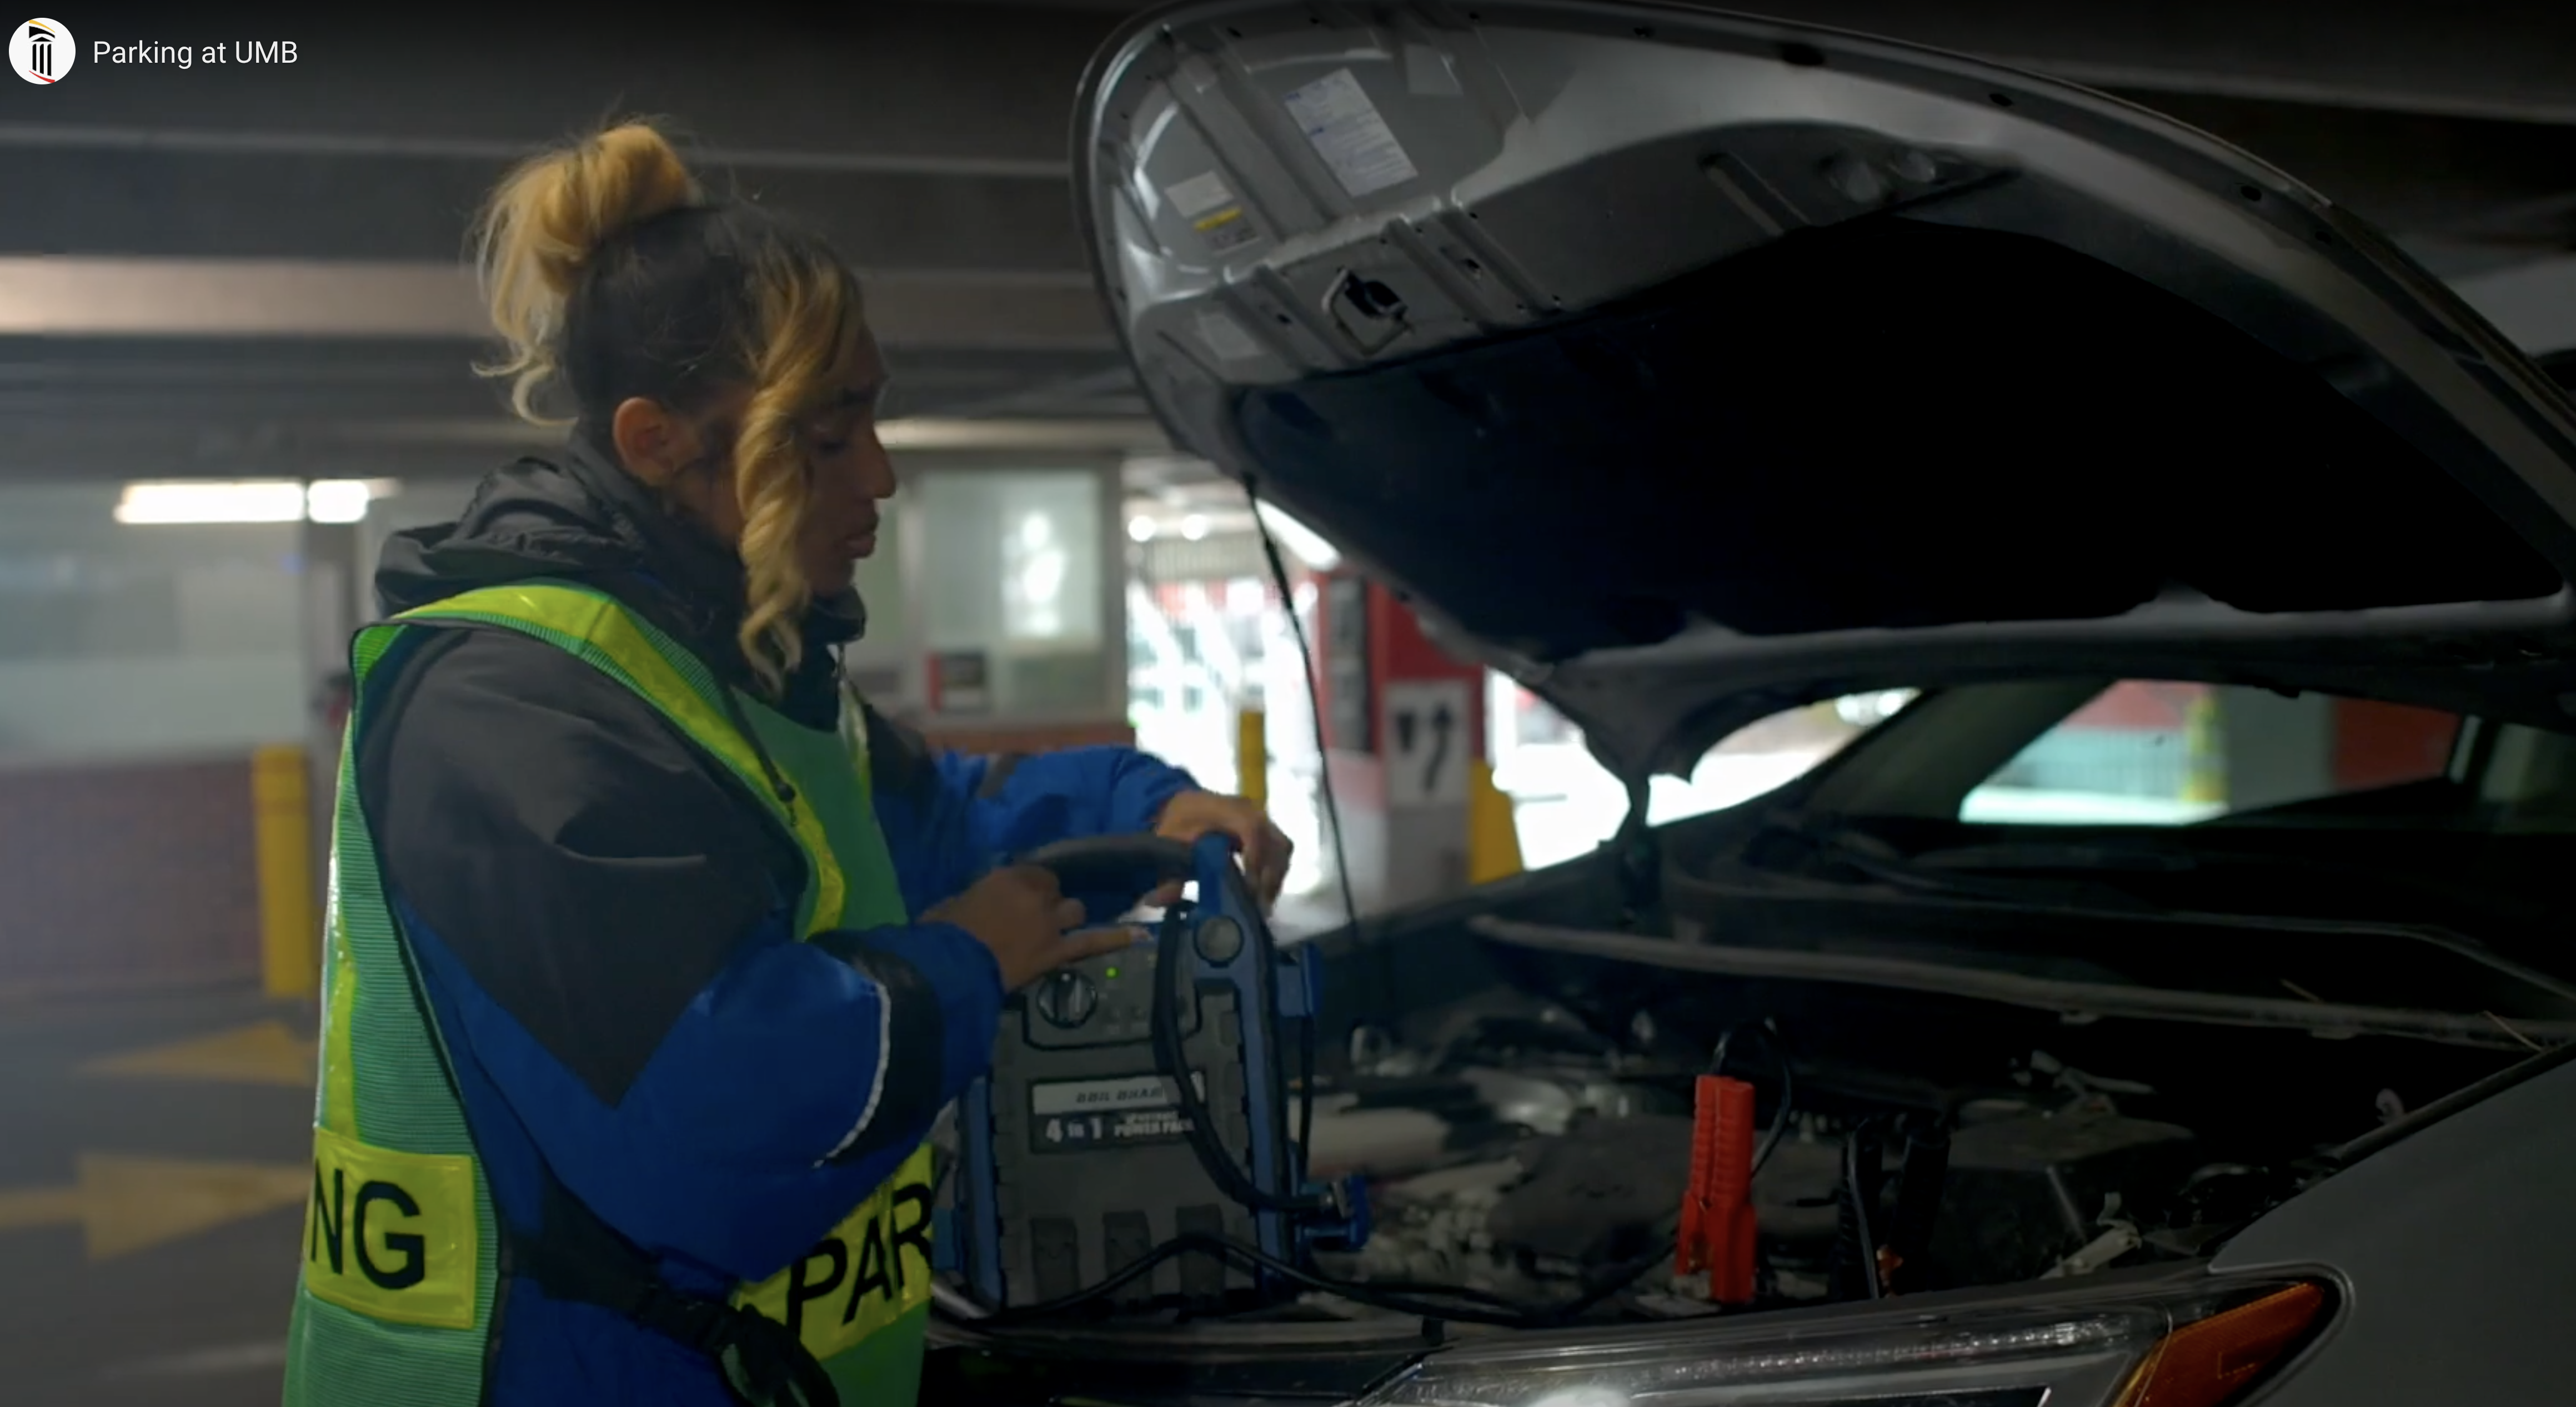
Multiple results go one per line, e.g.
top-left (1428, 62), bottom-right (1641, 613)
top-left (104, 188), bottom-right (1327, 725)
top-left (11, 17), bottom-right (75, 84)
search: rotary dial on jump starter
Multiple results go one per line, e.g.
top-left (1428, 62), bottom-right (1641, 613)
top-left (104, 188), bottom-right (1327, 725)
top-left (1035, 969), bottom-right (1100, 1028)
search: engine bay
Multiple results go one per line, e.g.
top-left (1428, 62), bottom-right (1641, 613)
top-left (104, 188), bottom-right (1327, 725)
top-left (931, 812), bottom-right (2558, 1355)
top-left (1301, 1009), bottom-right (2315, 1321)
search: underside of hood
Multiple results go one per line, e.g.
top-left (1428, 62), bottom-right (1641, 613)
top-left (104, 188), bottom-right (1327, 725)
top-left (1074, 1), bottom-right (2576, 777)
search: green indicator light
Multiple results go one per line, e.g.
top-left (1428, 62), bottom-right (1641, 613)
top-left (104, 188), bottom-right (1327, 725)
top-left (1105, 967), bottom-right (1120, 980)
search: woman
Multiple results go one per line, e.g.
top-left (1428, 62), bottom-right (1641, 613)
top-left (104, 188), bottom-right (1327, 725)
top-left (282, 121), bottom-right (1291, 1407)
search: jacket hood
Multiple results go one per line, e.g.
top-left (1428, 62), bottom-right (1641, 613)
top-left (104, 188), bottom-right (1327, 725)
top-left (375, 434), bottom-right (868, 692)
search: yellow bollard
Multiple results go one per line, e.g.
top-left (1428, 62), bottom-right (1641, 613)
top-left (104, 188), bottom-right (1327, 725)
top-left (2181, 691), bottom-right (2228, 807)
top-left (1467, 757), bottom-right (1525, 885)
top-left (1236, 707), bottom-right (1267, 807)
top-left (252, 745), bottom-right (318, 999)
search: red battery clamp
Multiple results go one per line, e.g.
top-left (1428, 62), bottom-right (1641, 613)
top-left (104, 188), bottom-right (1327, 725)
top-left (1676, 1074), bottom-right (1758, 1305)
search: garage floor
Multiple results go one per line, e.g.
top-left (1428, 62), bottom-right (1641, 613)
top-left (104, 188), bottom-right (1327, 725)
top-left (0, 989), bottom-right (314, 1407)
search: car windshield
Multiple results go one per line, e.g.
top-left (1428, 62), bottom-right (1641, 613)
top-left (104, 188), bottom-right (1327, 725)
top-left (1834, 677), bottom-right (2576, 836)
top-left (1964, 680), bottom-right (2467, 827)
top-left (1495, 685), bottom-right (1920, 868)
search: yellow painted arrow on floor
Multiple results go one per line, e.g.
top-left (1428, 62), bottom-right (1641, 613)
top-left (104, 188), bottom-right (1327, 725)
top-left (79, 1019), bottom-right (317, 1088)
top-left (0, 1153), bottom-right (308, 1260)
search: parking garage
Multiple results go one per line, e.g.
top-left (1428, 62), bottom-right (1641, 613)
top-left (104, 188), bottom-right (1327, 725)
top-left (6, 4), bottom-right (2576, 1405)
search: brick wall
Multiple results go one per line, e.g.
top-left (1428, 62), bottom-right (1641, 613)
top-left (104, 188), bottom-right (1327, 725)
top-left (0, 757), bottom-right (262, 999)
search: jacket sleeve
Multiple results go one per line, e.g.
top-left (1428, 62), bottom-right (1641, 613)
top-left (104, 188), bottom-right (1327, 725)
top-left (360, 629), bottom-right (1004, 1280)
top-left (864, 708), bottom-right (1200, 921)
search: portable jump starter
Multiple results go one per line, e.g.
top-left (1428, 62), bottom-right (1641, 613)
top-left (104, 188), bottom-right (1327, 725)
top-left (939, 833), bottom-right (1360, 1311)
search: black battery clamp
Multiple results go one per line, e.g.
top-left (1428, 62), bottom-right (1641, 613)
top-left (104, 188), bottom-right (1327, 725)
top-left (939, 831), bottom-right (1367, 1313)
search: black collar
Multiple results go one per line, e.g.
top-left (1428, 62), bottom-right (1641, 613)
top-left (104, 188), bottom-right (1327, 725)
top-left (560, 431), bottom-right (868, 710)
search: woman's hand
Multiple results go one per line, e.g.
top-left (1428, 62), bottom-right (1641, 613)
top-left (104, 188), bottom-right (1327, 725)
top-left (928, 865), bottom-right (1137, 992)
top-left (1147, 789), bottom-right (1294, 912)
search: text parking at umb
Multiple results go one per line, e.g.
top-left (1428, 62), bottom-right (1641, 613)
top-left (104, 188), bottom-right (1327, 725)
top-left (82, 38), bottom-right (299, 69)
top-left (9, 17), bottom-right (75, 84)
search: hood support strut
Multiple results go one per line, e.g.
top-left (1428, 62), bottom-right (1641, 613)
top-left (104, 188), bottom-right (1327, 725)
top-left (1608, 772), bottom-right (1661, 931)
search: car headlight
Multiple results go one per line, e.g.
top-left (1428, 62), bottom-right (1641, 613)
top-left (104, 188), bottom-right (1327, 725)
top-left (1360, 1275), bottom-right (2329, 1407)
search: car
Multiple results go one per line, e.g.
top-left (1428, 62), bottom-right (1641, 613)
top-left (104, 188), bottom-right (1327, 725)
top-left (920, 3), bottom-right (2576, 1403)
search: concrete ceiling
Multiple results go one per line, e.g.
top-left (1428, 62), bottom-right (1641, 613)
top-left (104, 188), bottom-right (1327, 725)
top-left (8, 0), bottom-right (2576, 487)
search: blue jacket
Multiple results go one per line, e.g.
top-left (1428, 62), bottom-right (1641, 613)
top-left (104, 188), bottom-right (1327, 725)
top-left (358, 446), bottom-right (1195, 1404)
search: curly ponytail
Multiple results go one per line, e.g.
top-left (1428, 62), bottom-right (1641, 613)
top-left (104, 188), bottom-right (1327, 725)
top-left (731, 253), bottom-right (865, 697)
top-left (473, 121), bottom-right (704, 423)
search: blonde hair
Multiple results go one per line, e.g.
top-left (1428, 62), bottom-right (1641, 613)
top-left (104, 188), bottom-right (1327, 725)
top-left (470, 119), bottom-right (869, 698)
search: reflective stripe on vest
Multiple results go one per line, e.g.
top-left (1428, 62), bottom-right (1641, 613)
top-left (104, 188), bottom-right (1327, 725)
top-left (285, 579), bottom-right (929, 1407)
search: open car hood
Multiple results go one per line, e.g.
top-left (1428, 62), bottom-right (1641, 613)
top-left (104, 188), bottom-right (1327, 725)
top-left (1073, 2), bottom-right (2576, 779)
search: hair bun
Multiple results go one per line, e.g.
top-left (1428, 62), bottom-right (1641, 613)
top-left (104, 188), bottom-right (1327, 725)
top-left (473, 119), bottom-right (704, 420)
top-left (528, 122), bottom-right (702, 295)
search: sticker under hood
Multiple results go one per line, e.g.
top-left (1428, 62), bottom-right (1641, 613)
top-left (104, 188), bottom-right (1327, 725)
top-left (1073, 1), bottom-right (2576, 777)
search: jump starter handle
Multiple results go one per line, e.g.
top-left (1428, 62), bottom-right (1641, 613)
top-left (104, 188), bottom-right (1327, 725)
top-left (1020, 831), bottom-right (1302, 1199)
top-left (1015, 833), bottom-right (1199, 896)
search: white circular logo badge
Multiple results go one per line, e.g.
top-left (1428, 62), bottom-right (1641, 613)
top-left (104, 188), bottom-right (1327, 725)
top-left (10, 17), bottom-right (75, 85)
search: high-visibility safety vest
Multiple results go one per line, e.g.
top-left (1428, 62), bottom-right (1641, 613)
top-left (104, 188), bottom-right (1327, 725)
top-left (282, 580), bottom-right (934, 1407)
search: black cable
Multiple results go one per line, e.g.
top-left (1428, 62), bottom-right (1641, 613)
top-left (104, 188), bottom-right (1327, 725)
top-left (983, 490), bottom-right (1691, 1330)
top-left (1835, 1124), bottom-right (1885, 1302)
top-left (1296, 992), bottom-right (1317, 1172)
top-left (1247, 481), bottom-right (1344, 1169)
top-left (1537, 1232), bottom-right (1685, 1320)
top-left (1555, 1021), bottom-right (1804, 1317)
top-left (967, 1232), bottom-right (1210, 1322)
top-left (1152, 903), bottom-right (1330, 1216)
top-left (1708, 1021), bottom-right (1798, 1175)
top-left (1885, 1115), bottom-right (1949, 1292)
top-left (1334, 1019), bottom-right (1811, 1326)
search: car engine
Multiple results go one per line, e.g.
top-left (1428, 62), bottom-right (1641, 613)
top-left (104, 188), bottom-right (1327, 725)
top-left (1285, 1004), bottom-right (2347, 1321)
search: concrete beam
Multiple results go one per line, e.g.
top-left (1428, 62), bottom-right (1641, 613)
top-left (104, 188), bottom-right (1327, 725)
top-left (0, 258), bottom-right (1111, 350)
top-left (2016, 9), bottom-right (2576, 125)
top-left (12, 94), bottom-right (2575, 269)
top-left (0, 409), bottom-right (1170, 486)
top-left (1583, 0), bottom-right (2576, 125)
top-left (318, 416), bottom-right (1173, 455)
top-left (0, 338), bottom-right (1131, 433)
top-left (2103, 93), bottom-right (2576, 246)
top-left (0, 140), bottom-right (1087, 269)
top-left (0, 120), bottom-right (1069, 179)
top-left (36, 5), bottom-right (1121, 168)
top-left (31, 4), bottom-right (2576, 178)
top-left (11, 5), bottom-right (2573, 283)
top-left (2453, 257), bottom-right (2576, 356)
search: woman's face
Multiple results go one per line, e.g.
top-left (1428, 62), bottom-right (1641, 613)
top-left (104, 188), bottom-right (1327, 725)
top-left (614, 330), bottom-right (899, 595)
top-left (783, 331), bottom-right (899, 591)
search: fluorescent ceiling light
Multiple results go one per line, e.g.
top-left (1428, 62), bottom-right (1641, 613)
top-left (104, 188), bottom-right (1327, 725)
top-left (876, 417), bottom-right (1170, 452)
top-left (303, 479), bottom-right (375, 524)
top-left (114, 479), bottom-right (396, 525)
top-left (1127, 516), bottom-right (1158, 542)
top-left (337, 416), bottom-right (1171, 454)
top-left (116, 481), bottom-right (304, 524)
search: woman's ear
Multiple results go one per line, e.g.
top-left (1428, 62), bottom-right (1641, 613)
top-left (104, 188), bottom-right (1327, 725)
top-left (610, 396), bottom-right (691, 487)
